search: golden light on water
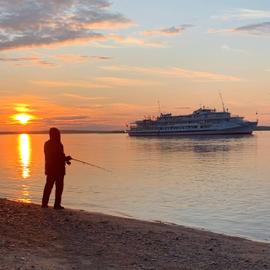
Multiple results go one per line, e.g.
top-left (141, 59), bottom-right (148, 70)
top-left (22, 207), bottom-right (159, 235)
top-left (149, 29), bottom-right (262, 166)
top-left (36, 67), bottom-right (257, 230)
top-left (16, 134), bottom-right (32, 203)
top-left (18, 134), bottom-right (32, 179)
top-left (18, 184), bottom-right (32, 203)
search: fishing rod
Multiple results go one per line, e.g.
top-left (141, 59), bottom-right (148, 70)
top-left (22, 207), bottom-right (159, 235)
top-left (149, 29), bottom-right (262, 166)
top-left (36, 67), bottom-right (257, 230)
top-left (71, 157), bottom-right (112, 173)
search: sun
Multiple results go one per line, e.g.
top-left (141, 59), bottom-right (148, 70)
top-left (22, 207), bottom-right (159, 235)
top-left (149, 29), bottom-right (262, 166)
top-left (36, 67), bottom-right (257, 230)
top-left (14, 113), bottom-right (32, 125)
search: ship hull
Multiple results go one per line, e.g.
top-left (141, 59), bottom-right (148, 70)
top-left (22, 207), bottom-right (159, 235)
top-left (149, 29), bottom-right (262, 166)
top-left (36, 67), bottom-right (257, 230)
top-left (128, 123), bottom-right (257, 137)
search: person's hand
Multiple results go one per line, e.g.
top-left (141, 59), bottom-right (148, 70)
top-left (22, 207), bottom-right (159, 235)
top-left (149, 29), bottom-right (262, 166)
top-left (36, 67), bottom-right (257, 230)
top-left (66, 155), bottom-right (72, 165)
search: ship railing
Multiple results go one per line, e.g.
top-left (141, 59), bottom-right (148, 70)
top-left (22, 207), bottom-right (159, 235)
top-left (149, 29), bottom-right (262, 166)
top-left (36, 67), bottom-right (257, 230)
top-left (231, 115), bottom-right (244, 120)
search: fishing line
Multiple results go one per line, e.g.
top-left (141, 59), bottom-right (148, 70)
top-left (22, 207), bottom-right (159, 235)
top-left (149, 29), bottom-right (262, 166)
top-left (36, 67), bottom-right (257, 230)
top-left (71, 158), bottom-right (112, 173)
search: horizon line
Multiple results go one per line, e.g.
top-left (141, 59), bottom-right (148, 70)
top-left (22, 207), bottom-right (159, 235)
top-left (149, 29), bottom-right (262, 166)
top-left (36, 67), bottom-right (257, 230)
top-left (0, 129), bottom-right (126, 135)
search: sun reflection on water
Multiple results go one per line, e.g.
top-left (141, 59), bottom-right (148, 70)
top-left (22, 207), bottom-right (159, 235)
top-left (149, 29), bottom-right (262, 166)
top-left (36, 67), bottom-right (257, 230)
top-left (17, 134), bottom-right (32, 203)
top-left (18, 134), bottom-right (31, 179)
top-left (18, 184), bottom-right (32, 203)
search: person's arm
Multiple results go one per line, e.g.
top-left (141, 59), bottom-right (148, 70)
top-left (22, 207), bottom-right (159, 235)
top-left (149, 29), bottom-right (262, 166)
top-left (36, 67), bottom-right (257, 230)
top-left (61, 144), bottom-right (72, 165)
top-left (44, 141), bottom-right (50, 161)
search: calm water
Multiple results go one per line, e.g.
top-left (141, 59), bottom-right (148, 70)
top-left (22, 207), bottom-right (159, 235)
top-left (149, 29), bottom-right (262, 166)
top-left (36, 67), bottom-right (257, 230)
top-left (1, 132), bottom-right (270, 242)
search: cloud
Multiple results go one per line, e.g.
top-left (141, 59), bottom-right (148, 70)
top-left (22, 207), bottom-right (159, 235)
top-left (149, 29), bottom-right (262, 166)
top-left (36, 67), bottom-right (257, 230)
top-left (0, 53), bottom-right (112, 68)
top-left (102, 65), bottom-right (242, 82)
top-left (0, 56), bottom-right (55, 67)
top-left (62, 93), bottom-right (108, 101)
top-left (14, 103), bottom-right (35, 113)
top-left (233, 22), bottom-right (270, 35)
top-left (54, 54), bottom-right (112, 62)
top-left (208, 28), bottom-right (232, 34)
top-left (31, 80), bottom-right (108, 89)
top-left (141, 25), bottom-right (193, 36)
top-left (209, 22), bottom-right (270, 36)
top-left (221, 44), bottom-right (248, 54)
top-left (41, 115), bottom-right (93, 128)
top-left (45, 115), bottom-right (89, 121)
top-left (95, 76), bottom-right (160, 87)
top-left (212, 9), bottom-right (270, 21)
top-left (31, 76), bottom-right (160, 90)
top-left (0, 0), bottom-right (132, 51)
top-left (107, 34), bottom-right (165, 47)
top-left (91, 55), bottom-right (112, 60)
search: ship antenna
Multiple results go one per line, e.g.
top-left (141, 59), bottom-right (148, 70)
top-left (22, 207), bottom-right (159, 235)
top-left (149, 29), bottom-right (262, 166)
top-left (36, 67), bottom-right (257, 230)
top-left (219, 92), bottom-right (226, 112)
top-left (157, 100), bottom-right (161, 115)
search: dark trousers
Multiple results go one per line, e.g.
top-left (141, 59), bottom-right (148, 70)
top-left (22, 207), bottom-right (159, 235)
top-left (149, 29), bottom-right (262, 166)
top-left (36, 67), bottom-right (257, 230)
top-left (42, 174), bottom-right (64, 207)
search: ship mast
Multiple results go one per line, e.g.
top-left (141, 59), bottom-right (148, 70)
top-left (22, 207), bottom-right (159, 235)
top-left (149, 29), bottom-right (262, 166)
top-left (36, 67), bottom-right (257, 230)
top-left (219, 92), bottom-right (226, 112)
top-left (157, 100), bottom-right (161, 115)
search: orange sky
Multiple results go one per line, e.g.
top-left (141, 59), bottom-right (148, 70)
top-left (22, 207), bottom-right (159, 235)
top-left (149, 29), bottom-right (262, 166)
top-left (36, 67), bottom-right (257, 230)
top-left (0, 0), bottom-right (269, 131)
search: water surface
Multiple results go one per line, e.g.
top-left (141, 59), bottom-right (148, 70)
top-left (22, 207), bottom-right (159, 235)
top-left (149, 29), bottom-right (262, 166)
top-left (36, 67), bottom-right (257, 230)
top-left (0, 132), bottom-right (270, 242)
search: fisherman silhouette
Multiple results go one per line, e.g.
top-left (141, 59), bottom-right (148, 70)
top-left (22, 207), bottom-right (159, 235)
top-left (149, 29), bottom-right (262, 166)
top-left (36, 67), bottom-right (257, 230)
top-left (42, 128), bottom-right (72, 209)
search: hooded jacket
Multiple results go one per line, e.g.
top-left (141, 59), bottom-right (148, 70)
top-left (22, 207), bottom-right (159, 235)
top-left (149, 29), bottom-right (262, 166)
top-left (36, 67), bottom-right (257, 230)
top-left (44, 128), bottom-right (66, 176)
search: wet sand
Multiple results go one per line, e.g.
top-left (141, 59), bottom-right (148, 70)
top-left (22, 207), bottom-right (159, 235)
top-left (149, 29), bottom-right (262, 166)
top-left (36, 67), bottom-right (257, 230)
top-left (1, 198), bottom-right (270, 270)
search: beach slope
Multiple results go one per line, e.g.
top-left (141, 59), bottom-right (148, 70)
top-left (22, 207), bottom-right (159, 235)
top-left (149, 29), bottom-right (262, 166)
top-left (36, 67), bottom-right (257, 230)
top-left (1, 198), bottom-right (270, 270)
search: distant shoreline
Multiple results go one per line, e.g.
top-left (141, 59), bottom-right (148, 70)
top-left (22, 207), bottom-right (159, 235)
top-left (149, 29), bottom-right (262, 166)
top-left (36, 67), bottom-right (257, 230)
top-left (0, 127), bottom-right (269, 135)
top-left (0, 130), bottom-right (126, 135)
top-left (255, 126), bottom-right (270, 131)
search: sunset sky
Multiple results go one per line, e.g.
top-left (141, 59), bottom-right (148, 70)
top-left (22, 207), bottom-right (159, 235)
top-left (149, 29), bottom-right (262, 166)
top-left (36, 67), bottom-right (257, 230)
top-left (1, 0), bottom-right (270, 131)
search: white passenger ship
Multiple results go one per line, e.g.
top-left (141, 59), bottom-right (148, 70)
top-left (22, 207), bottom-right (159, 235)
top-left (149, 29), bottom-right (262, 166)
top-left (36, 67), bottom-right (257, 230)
top-left (127, 107), bottom-right (258, 136)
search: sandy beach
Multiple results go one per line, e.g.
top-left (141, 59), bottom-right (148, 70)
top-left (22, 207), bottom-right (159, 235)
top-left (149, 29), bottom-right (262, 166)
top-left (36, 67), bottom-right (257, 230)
top-left (1, 198), bottom-right (270, 270)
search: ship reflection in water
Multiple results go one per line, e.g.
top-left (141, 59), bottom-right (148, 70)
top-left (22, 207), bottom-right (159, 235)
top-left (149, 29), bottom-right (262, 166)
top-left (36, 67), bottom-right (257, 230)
top-left (132, 134), bottom-right (247, 155)
top-left (17, 134), bottom-right (32, 203)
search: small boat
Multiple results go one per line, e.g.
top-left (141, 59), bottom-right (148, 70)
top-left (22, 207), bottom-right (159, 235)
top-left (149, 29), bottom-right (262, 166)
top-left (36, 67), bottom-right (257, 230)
top-left (127, 107), bottom-right (258, 136)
